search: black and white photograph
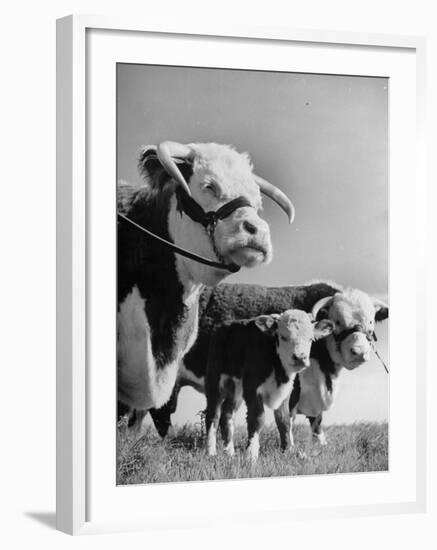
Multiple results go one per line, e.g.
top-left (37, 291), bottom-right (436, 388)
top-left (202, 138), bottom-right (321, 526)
top-left (1, 0), bottom-right (433, 543)
top-left (116, 63), bottom-right (389, 484)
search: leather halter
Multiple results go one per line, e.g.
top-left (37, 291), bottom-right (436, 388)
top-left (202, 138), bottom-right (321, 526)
top-left (176, 188), bottom-right (252, 230)
top-left (333, 324), bottom-right (389, 374)
top-left (333, 324), bottom-right (375, 345)
top-left (118, 191), bottom-right (254, 273)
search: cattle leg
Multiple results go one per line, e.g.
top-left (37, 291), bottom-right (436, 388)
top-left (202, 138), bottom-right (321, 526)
top-left (307, 414), bottom-right (327, 445)
top-left (219, 395), bottom-right (237, 456)
top-left (117, 400), bottom-right (131, 420)
top-left (128, 408), bottom-right (147, 439)
top-left (205, 392), bottom-right (224, 456)
top-left (149, 382), bottom-right (180, 438)
top-left (274, 398), bottom-right (293, 451)
top-left (245, 394), bottom-right (265, 462)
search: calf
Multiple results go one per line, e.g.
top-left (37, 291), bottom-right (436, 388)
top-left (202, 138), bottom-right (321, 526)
top-left (274, 288), bottom-right (389, 446)
top-left (205, 310), bottom-right (334, 461)
top-left (149, 281), bottom-right (340, 437)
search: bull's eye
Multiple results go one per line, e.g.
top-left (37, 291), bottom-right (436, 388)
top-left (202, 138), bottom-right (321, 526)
top-left (204, 182), bottom-right (219, 197)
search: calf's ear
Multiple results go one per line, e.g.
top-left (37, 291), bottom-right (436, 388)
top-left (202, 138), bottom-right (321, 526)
top-left (373, 298), bottom-right (389, 322)
top-left (313, 319), bottom-right (335, 340)
top-left (254, 315), bottom-right (278, 334)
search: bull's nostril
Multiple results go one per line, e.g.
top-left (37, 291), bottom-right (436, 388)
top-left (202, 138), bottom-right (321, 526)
top-left (242, 220), bottom-right (257, 235)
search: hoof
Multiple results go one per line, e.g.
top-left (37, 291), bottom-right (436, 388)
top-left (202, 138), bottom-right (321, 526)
top-left (166, 426), bottom-right (177, 439)
top-left (245, 450), bottom-right (259, 463)
top-left (313, 433), bottom-right (328, 446)
top-left (223, 446), bottom-right (235, 457)
top-left (206, 446), bottom-right (217, 457)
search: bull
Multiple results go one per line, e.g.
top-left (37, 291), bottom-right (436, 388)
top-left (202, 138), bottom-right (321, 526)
top-left (117, 142), bottom-right (293, 420)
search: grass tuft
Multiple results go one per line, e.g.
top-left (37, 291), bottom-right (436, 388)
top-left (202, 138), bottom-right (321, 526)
top-left (116, 421), bottom-right (388, 485)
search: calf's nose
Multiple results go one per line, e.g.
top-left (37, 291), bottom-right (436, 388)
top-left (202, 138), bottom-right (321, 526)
top-left (292, 353), bottom-right (310, 368)
top-left (351, 348), bottom-right (369, 361)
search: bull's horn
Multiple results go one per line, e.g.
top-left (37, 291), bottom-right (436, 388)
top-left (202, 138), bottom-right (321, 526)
top-left (311, 295), bottom-right (334, 320)
top-left (254, 175), bottom-right (295, 224)
top-left (156, 141), bottom-right (194, 196)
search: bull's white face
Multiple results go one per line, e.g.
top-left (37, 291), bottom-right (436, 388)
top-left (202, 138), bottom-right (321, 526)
top-left (255, 310), bottom-right (334, 374)
top-left (170, 144), bottom-right (273, 285)
top-left (326, 290), bottom-right (378, 370)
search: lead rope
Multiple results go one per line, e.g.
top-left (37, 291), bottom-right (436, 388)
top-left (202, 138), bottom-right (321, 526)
top-left (118, 212), bottom-right (240, 273)
top-left (372, 344), bottom-right (389, 374)
top-left (370, 334), bottom-right (389, 374)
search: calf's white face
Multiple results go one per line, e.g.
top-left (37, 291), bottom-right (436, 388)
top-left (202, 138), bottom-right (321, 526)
top-left (255, 310), bottom-right (334, 373)
top-left (322, 289), bottom-right (387, 370)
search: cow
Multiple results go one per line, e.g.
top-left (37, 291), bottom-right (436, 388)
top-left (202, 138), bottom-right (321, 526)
top-left (274, 288), bottom-right (389, 448)
top-left (117, 141), bottom-right (293, 426)
top-left (148, 282), bottom-right (388, 444)
top-left (148, 281), bottom-right (341, 436)
top-left (205, 310), bottom-right (334, 461)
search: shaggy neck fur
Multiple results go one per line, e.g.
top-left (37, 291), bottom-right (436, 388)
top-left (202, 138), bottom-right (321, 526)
top-left (118, 182), bottom-right (209, 373)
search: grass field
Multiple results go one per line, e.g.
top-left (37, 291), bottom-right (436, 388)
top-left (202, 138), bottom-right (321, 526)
top-left (116, 419), bottom-right (388, 485)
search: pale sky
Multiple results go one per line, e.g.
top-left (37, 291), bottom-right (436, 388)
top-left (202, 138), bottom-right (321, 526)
top-left (117, 64), bottom-right (389, 426)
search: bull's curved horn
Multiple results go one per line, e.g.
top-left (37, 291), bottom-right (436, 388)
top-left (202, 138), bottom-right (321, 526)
top-left (254, 175), bottom-right (295, 224)
top-left (311, 295), bottom-right (334, 321)
top-left (156, 141), bottom-right (194, 196)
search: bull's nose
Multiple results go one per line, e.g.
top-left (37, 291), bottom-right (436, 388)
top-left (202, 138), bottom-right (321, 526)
top-left (242, 220), bottom-right (258, 235)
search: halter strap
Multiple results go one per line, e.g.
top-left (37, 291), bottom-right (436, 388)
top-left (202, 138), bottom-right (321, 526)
top-left (334, 324), bottom-right (374, 345)
top-left (117, 213), bottom-right (241, 273)
top-left (118, 191), bottom-right (254, 273)
top-left (176, 189), bottom-right (252, 229)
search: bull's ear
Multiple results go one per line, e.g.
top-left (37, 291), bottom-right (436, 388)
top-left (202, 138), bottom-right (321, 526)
top-left (313, 319), bottom-right (335, 340)
top-left (138, 146), bottom-right (161, 181)
top-left (254, 315), bottom-right (278, 334)
top-left (138, 146), bottom-right (193, 187)
top-left (373, 299), bottom-right (389, 322)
